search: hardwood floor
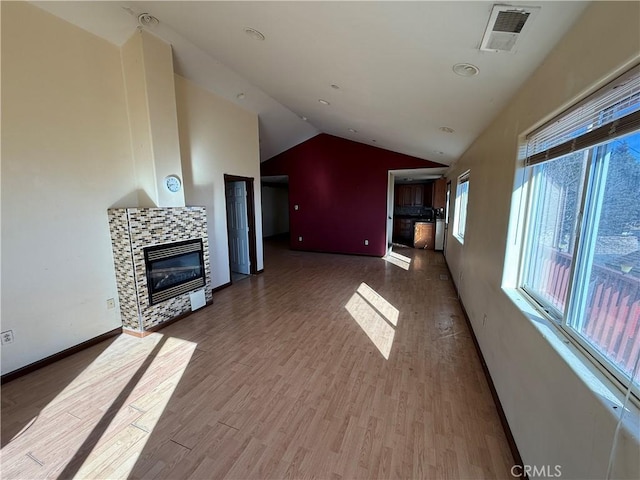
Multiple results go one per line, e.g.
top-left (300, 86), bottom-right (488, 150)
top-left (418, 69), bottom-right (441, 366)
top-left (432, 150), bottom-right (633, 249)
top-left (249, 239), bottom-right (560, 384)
top-left (1, 239), bottom-right (514, 479)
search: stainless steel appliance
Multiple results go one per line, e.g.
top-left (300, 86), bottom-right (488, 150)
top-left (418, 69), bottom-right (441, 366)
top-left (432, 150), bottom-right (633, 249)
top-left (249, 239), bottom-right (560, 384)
top-left (435, 219), bottom-right (445, 251)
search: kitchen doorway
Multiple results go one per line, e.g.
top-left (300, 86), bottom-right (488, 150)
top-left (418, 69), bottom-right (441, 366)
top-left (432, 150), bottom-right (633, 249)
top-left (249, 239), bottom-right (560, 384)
top-left (387, 167), bottom-right (448, 251)
top-left (386, 172), bottom-right (395, 253)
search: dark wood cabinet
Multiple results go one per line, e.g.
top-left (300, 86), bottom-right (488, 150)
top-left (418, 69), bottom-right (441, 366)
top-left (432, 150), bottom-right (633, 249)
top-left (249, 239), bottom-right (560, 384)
top-left (432, 178), bottom-right (446, 209)
top-left (423, 183), bottom-right (433, 207)
top-left (412, 185), bottom-right (424, 206)
top-left (394, 182), bottom-right (437, 246)
top-left (394, 218), bottom-right (413, 240)
top-left (401, 186), bottom-right (413, 206)
top-left (395, 184), bottom-right (426, 207)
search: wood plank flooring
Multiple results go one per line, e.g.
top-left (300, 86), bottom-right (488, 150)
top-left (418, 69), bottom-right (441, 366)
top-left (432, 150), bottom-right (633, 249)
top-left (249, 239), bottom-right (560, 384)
top-left (1, 239), bottom-right (514, 479)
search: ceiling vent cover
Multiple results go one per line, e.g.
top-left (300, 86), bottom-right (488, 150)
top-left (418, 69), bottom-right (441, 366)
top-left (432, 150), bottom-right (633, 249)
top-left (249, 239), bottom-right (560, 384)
top-left (480, 5), bottom-right (540, 53)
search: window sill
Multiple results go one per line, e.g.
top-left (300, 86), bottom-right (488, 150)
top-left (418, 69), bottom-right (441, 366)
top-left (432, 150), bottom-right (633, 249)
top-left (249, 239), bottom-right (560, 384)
top-left (453, 234), bottom-right (464, 244)
top-left (502, 287), bottom-right (639, 436)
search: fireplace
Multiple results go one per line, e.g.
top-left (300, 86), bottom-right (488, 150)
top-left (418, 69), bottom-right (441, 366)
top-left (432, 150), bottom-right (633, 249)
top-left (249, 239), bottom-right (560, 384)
top-left (144, 239), bottom-right (205, 305)
top-left (109, 206), bottom-right (212, 333)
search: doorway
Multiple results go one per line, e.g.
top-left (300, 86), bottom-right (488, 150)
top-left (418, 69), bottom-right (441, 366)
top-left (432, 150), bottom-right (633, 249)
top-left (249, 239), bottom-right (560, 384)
top-left (224, 174), bottom-right (258, 282)
top-left (261, 175), bottom-right (290, 239)
top-left (386, 172), bottom-right (395, 253)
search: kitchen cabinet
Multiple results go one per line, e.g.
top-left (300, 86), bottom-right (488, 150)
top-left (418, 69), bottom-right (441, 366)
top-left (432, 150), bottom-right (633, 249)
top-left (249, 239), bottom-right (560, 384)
top-left (432, 178), bottom-right (446, 209)
top-left (414, 222), bottom-right (434, 250)
top-left (401, 186), bottom-right (413, 206)
top-left (412, 185), bottom-right (424, 206)
top-left (394, 218), bottom-right (413, 240)
top-left (423, 183), bottom-right (433, 207)
top-left (395, 184), bottom-right (425, 207)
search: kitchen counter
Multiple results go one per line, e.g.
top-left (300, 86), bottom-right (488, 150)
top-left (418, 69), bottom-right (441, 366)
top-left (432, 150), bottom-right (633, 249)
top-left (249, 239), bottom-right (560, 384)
top-left (393, 215), bottom-right (435, 248)
top-left (394, 215), bottom-right (434, 222)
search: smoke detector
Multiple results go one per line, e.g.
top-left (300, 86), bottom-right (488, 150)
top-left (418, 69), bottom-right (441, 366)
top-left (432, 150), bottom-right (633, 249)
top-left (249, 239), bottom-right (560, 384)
top-left (138, 13), bottom-right (159, 27)
top-left (480, 5), bottom-right (540, 53)
top-left (453, 63), bottom-right (480, 77)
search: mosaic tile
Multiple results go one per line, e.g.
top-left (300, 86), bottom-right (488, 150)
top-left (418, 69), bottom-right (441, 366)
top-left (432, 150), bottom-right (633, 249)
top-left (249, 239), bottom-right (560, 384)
top-left (108, 207), bottom-right (213, 332)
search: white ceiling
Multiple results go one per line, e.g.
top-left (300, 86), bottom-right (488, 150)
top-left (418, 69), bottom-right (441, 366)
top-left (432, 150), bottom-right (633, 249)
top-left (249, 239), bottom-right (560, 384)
top-left (32, 1), bottom-right (589, 165)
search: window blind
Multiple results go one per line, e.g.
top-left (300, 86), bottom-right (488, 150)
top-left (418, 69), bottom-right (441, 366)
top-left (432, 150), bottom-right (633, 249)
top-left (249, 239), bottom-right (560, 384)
top-left (525, 65), bottom-right (640, 166)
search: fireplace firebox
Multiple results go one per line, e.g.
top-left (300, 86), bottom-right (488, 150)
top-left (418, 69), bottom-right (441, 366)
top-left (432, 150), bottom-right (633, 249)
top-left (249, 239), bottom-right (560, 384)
top-left (144, 239), bottom-right (205, 305)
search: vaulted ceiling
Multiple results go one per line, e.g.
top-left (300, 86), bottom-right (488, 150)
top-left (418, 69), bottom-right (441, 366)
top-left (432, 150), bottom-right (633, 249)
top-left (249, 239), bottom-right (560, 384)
top-left (33, 1), bottom-right (589, 164)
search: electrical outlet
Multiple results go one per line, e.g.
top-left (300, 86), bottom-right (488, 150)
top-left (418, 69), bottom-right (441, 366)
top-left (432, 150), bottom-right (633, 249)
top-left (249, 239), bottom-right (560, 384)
top-left (107, 298), bottom-right (116, 309)
top-left (1, 330), bottom-right (14, 345)
top-left (364, 239), bottom-right (369, 246)
top-left (298, 236), bottom-right (303, 242)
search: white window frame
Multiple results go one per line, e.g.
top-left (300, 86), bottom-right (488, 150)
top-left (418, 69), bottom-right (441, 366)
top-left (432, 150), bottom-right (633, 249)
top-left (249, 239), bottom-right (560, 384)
top-left (516, 65), bottom-right (640, 400)
top-left (453, 171), bottom-right (470, 243)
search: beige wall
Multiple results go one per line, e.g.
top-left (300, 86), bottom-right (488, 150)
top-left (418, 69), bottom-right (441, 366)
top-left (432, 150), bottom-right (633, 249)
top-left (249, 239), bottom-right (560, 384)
top-left (175, 75), bottom-right (263, 288)
top-left (445, 2), bottom-right (640, 478)
top-left (121, 29), bottom-right (185, 208)
top-left (1, 2), bottom-right (136, 374)
top-left (121, 31), bottom-right (158, 207)
top-left (1, 2), bottom-right (264, 374)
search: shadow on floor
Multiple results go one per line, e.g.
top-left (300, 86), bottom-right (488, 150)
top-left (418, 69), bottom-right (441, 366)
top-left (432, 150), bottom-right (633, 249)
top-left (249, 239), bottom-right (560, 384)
top-left (1, 337), bottom-right (120, 447)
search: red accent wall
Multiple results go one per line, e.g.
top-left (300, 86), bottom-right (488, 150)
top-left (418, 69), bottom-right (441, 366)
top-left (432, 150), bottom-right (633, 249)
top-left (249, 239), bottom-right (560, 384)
top-left (261, 134), bottom-right (446, 256)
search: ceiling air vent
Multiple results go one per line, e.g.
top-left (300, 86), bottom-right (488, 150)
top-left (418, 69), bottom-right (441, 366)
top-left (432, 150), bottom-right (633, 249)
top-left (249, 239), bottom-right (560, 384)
top-left (480, 5), bottom-right (540, 53)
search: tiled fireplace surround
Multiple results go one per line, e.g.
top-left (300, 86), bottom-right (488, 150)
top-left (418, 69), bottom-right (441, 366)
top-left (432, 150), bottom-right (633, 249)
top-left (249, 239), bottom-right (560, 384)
top-left (108, 207), bottom-right (213, 335)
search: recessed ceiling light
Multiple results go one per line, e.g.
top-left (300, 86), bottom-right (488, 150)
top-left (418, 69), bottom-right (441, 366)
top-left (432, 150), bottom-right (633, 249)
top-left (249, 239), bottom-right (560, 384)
top-left (236, 93), bottom-right (245, 100)
top-left (371, 139), bottom-right (377, 143)
top-left (138, 13), bottom-right (159, 27)
top-left (244, 27), bottom-right (265, 41)
top-left (348, 128), bottom-right (358, 133)
top-left (439, 126), bottom-right (455, 133)
top-left (299, 115), bottom-right (308, 121)
top-left (453, 63), bottom-right (480, 77)
top-left (331, 84), bottom-right (340, 90)
top-left (318, 99), bottom-right (330, 106)
top-left (435, 150), bottom-right (444, 155)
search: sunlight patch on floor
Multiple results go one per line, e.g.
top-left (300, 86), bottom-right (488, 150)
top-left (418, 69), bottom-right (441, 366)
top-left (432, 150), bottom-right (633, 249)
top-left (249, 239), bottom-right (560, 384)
top-left (345, 283), bottom-right (399, 359)
top-left (1, 333), bottom-right (196, 479)
top-left (383, 250), bottom-right (412, 270)
top-left (73, 334), bottom-right (196, 479)
top-left (357, 282), bottom-right (399, 326)
top-left (5, 334), bottom-right (163, 445)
